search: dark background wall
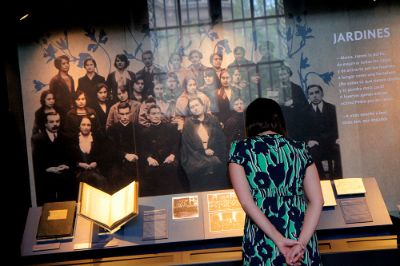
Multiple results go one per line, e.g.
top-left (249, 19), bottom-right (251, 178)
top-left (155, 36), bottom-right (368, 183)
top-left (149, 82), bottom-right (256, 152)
top-left (3, 0), bottom-right (398, 263)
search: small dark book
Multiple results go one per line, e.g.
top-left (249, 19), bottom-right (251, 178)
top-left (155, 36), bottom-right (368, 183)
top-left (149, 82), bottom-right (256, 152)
top-left (36, 201), bottom-right (77, 240)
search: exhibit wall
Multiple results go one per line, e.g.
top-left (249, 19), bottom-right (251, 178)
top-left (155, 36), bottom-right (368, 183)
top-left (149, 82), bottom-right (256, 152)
top-left (19, 0), bottom-right (291, 207)
top-left (16, 0), bottom-right (399, 212)
top-left (284, 1), bottom-right (400, 212)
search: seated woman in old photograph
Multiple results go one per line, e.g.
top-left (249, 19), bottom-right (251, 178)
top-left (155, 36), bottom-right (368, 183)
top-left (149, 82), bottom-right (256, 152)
top-left (69, 116), bottom-right (108, 192)
top-left (137, 104), bottom-right (187, 196)
top-left (180, 97), bottom-right (230, 192)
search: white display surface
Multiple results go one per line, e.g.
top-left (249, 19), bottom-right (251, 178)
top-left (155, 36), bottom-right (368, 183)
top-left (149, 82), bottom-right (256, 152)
top-left (21, 178), bottom-right (392, 257)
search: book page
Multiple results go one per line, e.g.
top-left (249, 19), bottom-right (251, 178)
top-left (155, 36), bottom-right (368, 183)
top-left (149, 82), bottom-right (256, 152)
top-left (334, 178), bottom-right (366, 195)
top-left (80, 183), bottom-right (111, 227)
top-left (110, 181), bottom-right (136, 225)
top-left (320, 180), bottom-right (337, 207)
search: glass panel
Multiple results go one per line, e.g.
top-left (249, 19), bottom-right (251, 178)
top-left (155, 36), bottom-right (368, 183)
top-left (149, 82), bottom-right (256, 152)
top-left (155, 1), bottom-right (167, 28)
top-left (221, 0), bottom-right (233, 21)
top-left (180, 0), bottom-right (211, 25)
top-left (148, 0), bottom-right (156, 28)
top-left (199, 0), bottom-right (211, 23)
top-left (232, 0), bottom-right (243, 19)
top-left (265, 0), bottom-right (277, 16)
top-left (242, 0), bottom-right (251, 18)
top-left (253, 0), bottom-right (266, 18)
top-left (276, 0), bottom-right (285, 15)
top-left (165, 0), bottom-right (178, 27)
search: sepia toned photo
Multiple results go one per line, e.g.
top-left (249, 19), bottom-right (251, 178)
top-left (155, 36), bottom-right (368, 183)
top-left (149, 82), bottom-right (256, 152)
top-left (172, 195), bottom-right (199, 220)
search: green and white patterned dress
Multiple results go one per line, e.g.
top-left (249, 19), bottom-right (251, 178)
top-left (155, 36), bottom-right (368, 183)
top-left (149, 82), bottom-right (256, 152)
top-left (228, 134), bottom-right (321, 265)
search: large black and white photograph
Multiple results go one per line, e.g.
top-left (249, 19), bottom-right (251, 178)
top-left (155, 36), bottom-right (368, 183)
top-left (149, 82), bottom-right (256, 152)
top-left (16, 0), bottom-right (398, 216)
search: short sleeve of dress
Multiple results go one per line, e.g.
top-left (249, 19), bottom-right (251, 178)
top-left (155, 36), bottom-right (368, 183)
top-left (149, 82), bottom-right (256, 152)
top-left (302, 142), bottom-right (314, 168)
top-left (228, 140), bottom-right (246, 166)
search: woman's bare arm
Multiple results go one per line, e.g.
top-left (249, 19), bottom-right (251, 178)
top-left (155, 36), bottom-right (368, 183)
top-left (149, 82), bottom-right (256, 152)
top-left (298, 163), bottom-right (324, 247)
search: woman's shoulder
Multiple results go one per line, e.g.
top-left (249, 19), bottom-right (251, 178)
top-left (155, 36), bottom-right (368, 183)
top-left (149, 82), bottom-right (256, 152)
top-left (231, 137), bottom-right (254, 147)
top-left (281, 135), bottom-right (307, 149)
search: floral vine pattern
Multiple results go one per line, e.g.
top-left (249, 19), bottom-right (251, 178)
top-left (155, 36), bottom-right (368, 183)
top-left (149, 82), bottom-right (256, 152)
top-left (284, 14), bottom-right (334, 91)
top-left (34, 27), bottom-right (110, 92)
top-left (33, 23), bottom-right (232, 93)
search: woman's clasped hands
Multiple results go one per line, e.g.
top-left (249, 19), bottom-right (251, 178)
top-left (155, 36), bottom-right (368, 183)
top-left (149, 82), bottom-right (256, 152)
top-left (277, 238), bottom-right (305, 266)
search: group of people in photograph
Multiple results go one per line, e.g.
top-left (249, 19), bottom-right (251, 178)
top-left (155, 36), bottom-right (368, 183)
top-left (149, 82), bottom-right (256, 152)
top-left (31, 46), bottom-right (341, 206)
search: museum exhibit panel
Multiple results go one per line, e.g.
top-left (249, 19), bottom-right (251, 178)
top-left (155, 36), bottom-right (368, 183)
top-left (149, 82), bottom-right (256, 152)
top-left (1, 0), bottom-right (399, 264)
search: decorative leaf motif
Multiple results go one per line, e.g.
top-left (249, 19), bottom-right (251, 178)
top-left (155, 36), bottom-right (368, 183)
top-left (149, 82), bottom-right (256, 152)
top-left (300, 53), bottom-right (310, 69)
top-left (208, 30), bottom-right (219, 41)
top-left (286, 27), bottom-right (293, 42)
top-left (88, 43), bottom-right (98, 52)
top-left (43, 44), bottom-right (57, 63)
top-left (318, 72), bottom-right (334, 85)
top-left (56, 38), bottom-right (68, 50)
top-left (84, 27), bottom-right (97, 42)
top-left (134, 43), bottom-right (143, 57)
top-left (284, 14), bottom-right (335, 90)
top-left (295, 24), bottom-right (313, 38)
top-left (98, 29), bottom-right (108, 44)
top-left (150, 32), bottom-right (159, 49)
top-left (33, 80), bottom-right (47, 92)
top-left (123, 50), bottom-right (134, 60)
top-left (177, 46), bottom-right (186, 57)
top-left (216, 39), bottom-right (231, 54)
top-left (77, 53), bottom-right (92, 68)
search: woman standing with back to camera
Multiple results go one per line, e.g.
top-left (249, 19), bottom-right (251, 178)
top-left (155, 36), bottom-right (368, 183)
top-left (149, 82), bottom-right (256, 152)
top-left (228, 98), bottom-right (323, 265)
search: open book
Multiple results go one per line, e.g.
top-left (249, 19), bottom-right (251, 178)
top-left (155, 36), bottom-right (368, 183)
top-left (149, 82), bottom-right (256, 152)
top-left (78, 181), bottom-right (139, 232)
top-left (334, 178), bottom-right (366, 196)
top-left (320, 180), bottom-right (337, 207)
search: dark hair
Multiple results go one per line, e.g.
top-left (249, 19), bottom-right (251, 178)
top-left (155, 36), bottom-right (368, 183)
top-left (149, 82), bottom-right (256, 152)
top-left (45, 112), bottom-right (60, 123)
top-left (114, 54), bottom-right (130, 69)
top-left (245, 98), bottom-right (286, 137)
top-left (280, 64), bottom-right (293, 76)
top-left (182, 76), bottom-right (197, 92)
top-left (203, 67), bottom-right (221, 88)
top-left (147, 104), bottom-right (161, 114)
top-left (96, 82), bottom-right (109, 92)
top-left (117, 86), bottom-right (127, 94)
top-left (168, 53), bottom-right (182, 64)
top-left (39, 90), bottom-right (54, 106)
top-left (219, 68), bottom-right (229, 80)
top-left (188, 96), bottom-right (204, 107)
top-left (73, 90), bottom-right (86, 101)
top-left (142, 50), bottom-right (153, 59)
top-left (210, 52), bottom-right (223, 64)
top-left (234, 46), bottom-right (245, 55)
top-left (144, 95), bottom-right (156, 104)
top-left (84, 57), bottom-right (97, 68)
top-left (166, 71), bottom-right (179, 82)
top-left (54, 55), bottom-right (69, 70)
top-left (79, 115), bottom-right (92, 126)
top-left (135, 73), bottom-right (145, 82)
top-left (189, 49), bottom-right (203, 60)
top-left (306, 84), bottom-right (323, 95)
top-left (117, 101), bottom-right (131, 111)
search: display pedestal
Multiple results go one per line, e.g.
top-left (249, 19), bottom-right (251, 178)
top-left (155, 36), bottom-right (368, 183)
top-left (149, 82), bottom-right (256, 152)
top-left (88, 224), bottom-right (119, 249)
top-left (21, 178), bottom-right (397, 265)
